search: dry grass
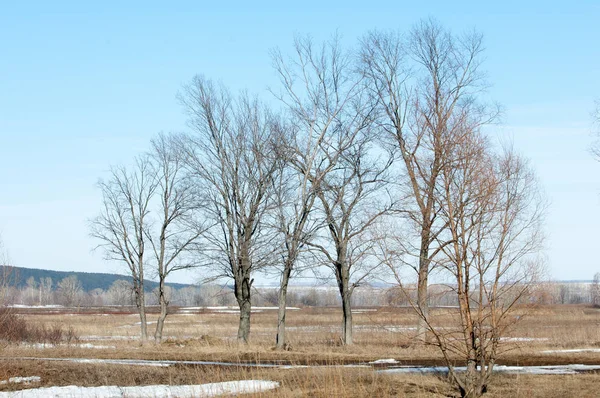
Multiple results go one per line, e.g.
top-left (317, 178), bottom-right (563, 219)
top-left (1, 304), bottom-right (599, 396)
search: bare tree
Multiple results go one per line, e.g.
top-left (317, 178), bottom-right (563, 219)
top-left (592, 273), bottom-right (600, 307)
top-left (427, 139), bottom-right (544, 398)
top-left (147, 133), bottom-right (207, 343)
top-left (269, 159), bottom-right (320, 349)
top-left (57, 275), bottom-right (83, 307)
top-left (269, 36), bottom-right (353, 349)
top-left (39, 277), bottom-right (53, 306)
top-left (108, 279), bottom-right (134, 306)
top-left (179, 77), bottom-right (280, 343)
top-left (271, 36), bottom-right (392, 346)
top-left (0, 237), bottom-right (13, 307)
top-left (360, 19), bottom-right (498, 342)
top-left (91, 156), bottom-right (158, 342)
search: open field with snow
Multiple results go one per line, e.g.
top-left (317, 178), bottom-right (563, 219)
top-left (1, 304), bottom-right (600, 397)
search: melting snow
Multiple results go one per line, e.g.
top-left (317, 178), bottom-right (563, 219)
top-left (0, 380), bottom-right (280, 397)
top-left (369, 359), bottom-right (399, 364)
top-left (541, 348), bottom-right (600, 354)
top-left (8, 305), bottom-right (63, 309)
top-left (0, 377), bottom-right (40, 385)
top-left (379, 364), bottom-right (600, 375)
top-left (500, 337), bottom-right (549, 342)
top-left (22, 343), bottom-right (116, 350)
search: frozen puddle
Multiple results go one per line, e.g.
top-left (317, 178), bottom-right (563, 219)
top-left (379, 364), bottom-right (600, 375)
top-left (0, 380), bottom-right (280, 397)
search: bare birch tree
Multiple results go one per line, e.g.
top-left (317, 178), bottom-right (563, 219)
top-left (360, 19), bottom-right (498, 342)
top-left (179, 77), bottom-right (280, 343)
top-left (91, 157), bottom-right (158, 342)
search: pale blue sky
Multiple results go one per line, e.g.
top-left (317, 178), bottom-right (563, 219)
top-left (0, 1), bottom-right (599, 283)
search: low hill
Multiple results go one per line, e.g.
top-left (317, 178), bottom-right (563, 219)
top-left (1, 265), bottom-right (193, 292)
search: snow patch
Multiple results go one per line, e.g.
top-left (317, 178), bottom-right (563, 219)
top-left (8, 305), bottom-right (63, 309)
top-left (541, 348), bottom-right (600, 354)
top-left (369, 359), bottom-right (399, 364)
top-left (379, 364), bottom-right (600, 375)
top-left (80, 336), bottom-right (138, 341)
top-left (22, 343), bottom-right (116, 350)
top-left (500, 337), bottom-right (549, 342)
top-left (0, 380), bottom-right (280, 397)
top-left (0, 376), bottom-right (40, 385)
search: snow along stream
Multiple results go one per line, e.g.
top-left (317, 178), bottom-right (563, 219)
top-left (0, 380), bottom-right (280, 397)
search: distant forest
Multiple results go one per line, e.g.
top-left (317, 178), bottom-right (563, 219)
top-left (1, 265), bottom-right (191, 292)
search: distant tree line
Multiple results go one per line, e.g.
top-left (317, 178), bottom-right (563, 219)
top-left (6, 273), bottom-right (599, 309)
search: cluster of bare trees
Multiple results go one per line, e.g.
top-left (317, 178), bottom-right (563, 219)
top-left (90, 135), bottom-right (207, 342)
top-left (91, 19), bottom-right (545, 397)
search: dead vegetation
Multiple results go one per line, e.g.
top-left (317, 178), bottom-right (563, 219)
top-left (0, 304), bottom-right (599, 396)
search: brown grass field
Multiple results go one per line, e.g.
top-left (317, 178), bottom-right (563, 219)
top-left (1, 304), bottom-right (599, 397)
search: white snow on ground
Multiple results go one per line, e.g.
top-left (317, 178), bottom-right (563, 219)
top-left (354, 325), bottom-right (417, 332)
top-left (500, 337), bottom-right (549, 342)
top-left (379, 364), bottom-right (600, 375)
top-left (0, 380), bottom-right (280, 397)
top-left (541, 348), bottom-right (600, 354)
top-left (0, 377), bottom-right (41, 385)
top-left (369, 359), bottom-right (399, 364)
top-left (8, 305), bottom-right (63, 309)
top-left (79, 336), bottom-right (138, 341)
top-left (211, 310), bottom-right (262, 314)
top-left (204, 306), bottom-right (300, 311)
top-left (22, 343), bottom-right (116, 349)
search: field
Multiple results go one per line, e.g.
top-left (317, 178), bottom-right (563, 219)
top-left (1, 304), bottom-right (599, 397)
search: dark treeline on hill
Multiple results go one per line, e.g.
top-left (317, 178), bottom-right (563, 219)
top-left (1, 265), bottom-right (192, 292)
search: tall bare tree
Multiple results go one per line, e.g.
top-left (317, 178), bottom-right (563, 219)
top-left (269, 36), bottom-right (355, 349)
top-left (271, 36), bottom-right (392, 346)
top-left (179, 77), bottom-right (280, 343)
top-left (91, 157), bottom-right (158, 341)
top-left (360, 19), bottom-right (498, 342)
top-left (269, 155), bottom-right (320, 349)
top-left (147, 133), bottom-right (207, 343)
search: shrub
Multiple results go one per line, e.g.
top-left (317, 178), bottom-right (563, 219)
top-left (0, 308), bottom-right (79, 345)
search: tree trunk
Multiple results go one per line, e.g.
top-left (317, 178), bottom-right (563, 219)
top-left (237, 297), bottom-right (251, 343)
top-left (341, 290), bottom-right (353, 345)
top-left (235, 258), bottom-right (252, 344)
top-left (275, 266), bottom-right (292, 349)
top-left (136, 284), bottom-right (148, 342)
top-left (154, 279), bottom-right (168, 343)
top-left (459, 361), bottom-right (487, 398)
top-left (416, 231), bottom-right (431, 343)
